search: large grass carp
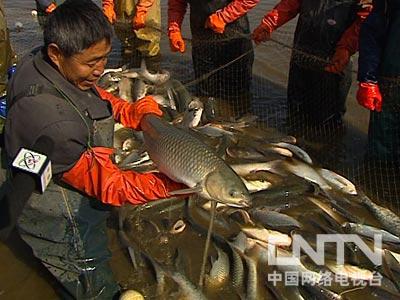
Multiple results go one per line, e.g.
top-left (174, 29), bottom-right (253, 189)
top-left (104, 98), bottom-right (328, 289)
top-left (141, 115), bottom-right (251, 207)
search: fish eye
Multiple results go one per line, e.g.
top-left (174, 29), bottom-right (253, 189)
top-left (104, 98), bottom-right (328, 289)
top-left (229, 190), bottom-right (239, 198)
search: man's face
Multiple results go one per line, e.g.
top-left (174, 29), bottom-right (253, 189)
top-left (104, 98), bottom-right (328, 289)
top-left (51, 39), bottom-right (111, 90)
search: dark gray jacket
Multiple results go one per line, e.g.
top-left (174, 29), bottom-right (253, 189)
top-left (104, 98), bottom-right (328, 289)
top-left (5, 48), bottom-right (112, 175)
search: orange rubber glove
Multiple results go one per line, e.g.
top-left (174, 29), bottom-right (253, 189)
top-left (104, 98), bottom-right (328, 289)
top-left (132, 0), bottom-right (155, 30)
top-left (252, 0), bottom-right (300, 44)
top-left (205, 0), bottom-right (259, 34)
top-left (102, 0), bottom-right (116, 24)
top-left (96, 86), bottom-right (163, 130)
top-left (205, 13), bottom-right (226, 34)
top-left (356, 82), bottom-right (382, 112)
top-left (45, 2), bottom-right (57, 14)
top-left (62, 147), bottom-right (186, 206)
top-left (325, 1), bottom-right (373, 74)
top-left (168, 0), bottom-right (187, 53)
top-left (169, 31), bottom-right (185, 53)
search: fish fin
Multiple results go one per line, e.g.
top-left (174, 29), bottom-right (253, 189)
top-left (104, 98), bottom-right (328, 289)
top-left (169, 186), bottom-right (202, 195)
top-left (140, 58), bottom-right (147, 73)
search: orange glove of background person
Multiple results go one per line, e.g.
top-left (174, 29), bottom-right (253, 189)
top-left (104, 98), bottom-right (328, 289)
top-left (252, 24), bottom-right (272, 44)
top-left (325, 47), bottom-right (351, 74)
top-left (205, 12), bottom-right (226, 34)
top-left (168, 0), bottom-right (187, 52)
top-left (356, 82), bottom-right (383, 112)
top-left (205, 0), bottom-right (260, 34)
top-left (102, 0), bottom-right (116, 24)
top-left (45, 2), bottom-right (57, 14)
top-left (325, 2), bottom-right (373, 74)
top-left (132, 0), bottom-right (155, 30)
top-left (96, 86), bottom-right (163, 130)
top-left (62, 147), bottom-right (186, 206)
top-left (252, 0), bottom-right (300, 44)
top-left (168, 31), bottom-right (185, 53)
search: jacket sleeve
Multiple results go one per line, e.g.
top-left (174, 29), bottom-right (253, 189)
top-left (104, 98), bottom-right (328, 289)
top-left (62, 147), bottom-right (186, 206)
top-left (95, 86), bottom-right (162, 130)
top-left (168, 0), bottom-right (187, 32)
top-left (260, 0), bottom-right (301, 32)
top-left (357, 0), bottom-right (386, 83)
top-left (217, 0), bottom-right (260, 24)
top-left (334, 1), bottom-right (374, 56)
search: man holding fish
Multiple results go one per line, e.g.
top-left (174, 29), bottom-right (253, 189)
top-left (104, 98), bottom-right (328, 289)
top-left (3, 0), bottom-right (185, 298)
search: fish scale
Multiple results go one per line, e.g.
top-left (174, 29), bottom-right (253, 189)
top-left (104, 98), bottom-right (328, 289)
top-left (146, 121), bottom-right (221, 184)
top-left (141, 115), bottom-right (251, 207)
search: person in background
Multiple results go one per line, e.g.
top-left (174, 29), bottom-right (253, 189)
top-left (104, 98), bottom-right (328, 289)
top-left (252, 0), bottom-right (372, 136)
top-left (357, 0), bottom-right (400, 163)
top-left (168, 0), bottom-right (259, 117)
top-left (4, 0), bottom-right (183, 298)
top-left (35, 0), bottom-right (59, 28)
top-left (0, 0), bottom-right (15, 122)
top-left (102, 0), bottom-right (162, 71)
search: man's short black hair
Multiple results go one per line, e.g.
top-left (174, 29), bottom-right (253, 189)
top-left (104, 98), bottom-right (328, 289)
top-left (43, 0), bottom-right (113, 57)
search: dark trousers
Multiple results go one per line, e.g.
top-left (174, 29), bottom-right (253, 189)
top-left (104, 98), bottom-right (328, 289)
top-left (287, 56), bottom-right (352, 133)
top-left (367, 80), bottom-right (400, 162)
top-left (17, 183), bottom-right (119, 299)
top-left (192, 37), bottom-right (254, 117)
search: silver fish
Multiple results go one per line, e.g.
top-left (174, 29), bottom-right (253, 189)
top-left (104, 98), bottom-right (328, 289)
top-left (141, 115), bottom-right (251, 207)
top-left (343, 222), bottom-right (400, 244)
top-left (238, 249), bottom-right (259, 300)
top-left (139, 59), bottom-right (170, 85)
top-left (359, 192), bottom-right (400, 238)
top-left (97, 72), bottom-right (121, 89)
top-left (132, 78), bottom-right (149, 101)
top-left (181, 98), bottom-right (204, 128)
top-left (143, 252), bottom-right (205, 300)
top-left (249, 209), bottom-right (302, 229)
top-left (151, 94), bottom-right (171, 108)
top-left (270, 142), bottom-right (313, 164)
top-left (168, 79), bottom-right (193, 113)
top-left (118, 77), bottom-right (133, 102)
top-left (302, 282), bottom-right (342, 300)
top-left (102, 67), bottom-right (124, 75)
top-left (227, 242), bottom-right (245, 295)
top-left (205, 247), bottom-right (230, 290)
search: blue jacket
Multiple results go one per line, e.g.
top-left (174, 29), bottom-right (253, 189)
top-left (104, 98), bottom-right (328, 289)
top-left (357, 0), bottom-right (387, 82)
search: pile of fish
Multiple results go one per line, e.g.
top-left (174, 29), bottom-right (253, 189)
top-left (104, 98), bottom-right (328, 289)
top-left (99, 65), bottom-right (400, 300)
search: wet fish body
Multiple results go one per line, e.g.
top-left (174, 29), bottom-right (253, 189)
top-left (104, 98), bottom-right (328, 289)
top-left (206, 247), bottom-right (230, 290)
top-left (343, 222), bottom-right (400, 244)
top-left (360, 193), bottom-right (400, 238)
top-left (249, 210), bottom-right (302, 229)
top-left (141, 115), bottom-right (251, 207)
top-left (118, 77), bottom-right (134, 102)
top-left (325, 261), bottom-right (374, 281)
top-left (181, 98), bottom-right (204, 128)
top-left (132, 78), bottom-right (149, 101)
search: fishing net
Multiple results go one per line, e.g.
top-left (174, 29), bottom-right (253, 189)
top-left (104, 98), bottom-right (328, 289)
top-left (151, 5), bottom-right (400, 216)
top-left (4, 1), bottom-right (400, 299)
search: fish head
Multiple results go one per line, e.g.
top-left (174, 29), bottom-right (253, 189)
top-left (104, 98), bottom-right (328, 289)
top-left (158, 70), bottom-right (171, 84)
top-left (204, 169), bottom-right (252, 208)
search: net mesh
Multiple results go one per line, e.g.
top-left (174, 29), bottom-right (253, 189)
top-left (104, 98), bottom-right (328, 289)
top-left (152, 6), bottom-right (399, 215)
top-left (5, 1), bottom-right (399, 215)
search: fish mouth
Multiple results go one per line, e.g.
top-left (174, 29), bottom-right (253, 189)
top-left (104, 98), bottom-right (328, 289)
top-left (222, 199), bottom-right (251, 208)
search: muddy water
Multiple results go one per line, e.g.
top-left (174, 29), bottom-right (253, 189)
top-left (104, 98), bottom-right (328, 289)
top-left (0, 0), bottom-right (381, 299)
